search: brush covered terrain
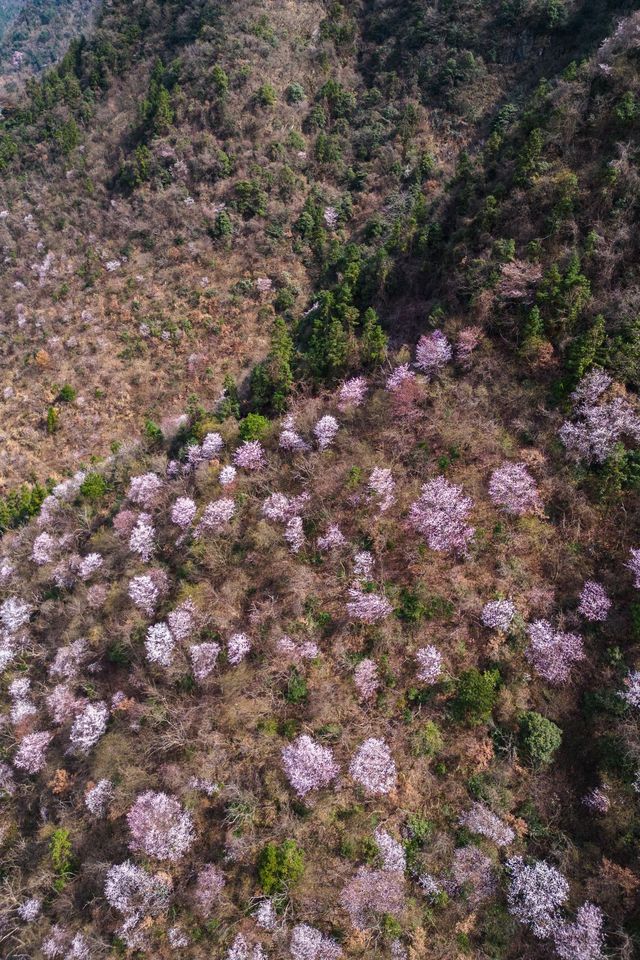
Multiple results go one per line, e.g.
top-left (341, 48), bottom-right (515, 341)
top-left (1, 2), bottom-right (640, 959)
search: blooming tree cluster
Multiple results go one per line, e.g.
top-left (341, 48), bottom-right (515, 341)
top-left (409, 476), bottom-right (475, 555)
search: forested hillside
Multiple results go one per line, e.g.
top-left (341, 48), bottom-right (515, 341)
top-left (1, 2), bottom-right (640, 959)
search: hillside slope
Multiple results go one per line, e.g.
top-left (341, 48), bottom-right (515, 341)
top-left (1, 3), bottom-right (640, 960)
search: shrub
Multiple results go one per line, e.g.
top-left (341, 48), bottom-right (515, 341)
top-left (80, 472), bottom-right (108, 501)
top-left (57, 384), bottom-right (77, 402)
top-left (256, 82), bottom-right (277, 107)
top-left (411, 720), bottom-right (443, 757)
top-left (46, 405), bottom-right (60, 434)
top-left (518, 711), bottom-right (562, 766)
top-left (239, 413), bottom-right (270, 442)
top-left (286, 82), bottom-right (305, 104)
top-left (452, 668), bottom-right (500, 725)
top-left (257, 839), bottom-right (305, 895)
top-left (50, 828), bottom-right (75, 891)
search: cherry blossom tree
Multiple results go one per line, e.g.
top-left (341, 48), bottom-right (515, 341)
top-left (17, 897), bottom-right (42, 922)
top-left (127, 791), bottom-right (194, 861)
top-left (290, 923), bottom-right (343, 960)
top-left (349, 738), bottom-right (396, 795)
top-left (317, 524), bottom-right (347, 551)
top-left (0, 596), bottom-right (31, 634)
top-left (415, 330), bottom-right (452, 377)
top-left (145, 622), bottom-right (175, 667)
top-left (620, 669), bottom-right (640, 708)
top-left (386, 363), bottom-right (415, 392)
top-left (451, 845), bottom-right (497, 905)
top-left (506, 857), bottom-right (569, 938)
top-left (69, 701), bottom-right (109, 754)
top-left (559, 370), bottom-right (640, 463)
top-left (627, 548), bottom-right (640, 588)
top-left (171, 496), bottom-right (197, 530)
top-left (219, 465), bottom-right (237, 485)
top-left (104, 860), bottom-right (171, 919)
top-left (409, 476), bottom-right (475, 555)
top-left (525, 620), bottom-right (585, 685)
top-left (228, 632), bottom-right (251, 665)
top-left (282, 735), bottom-right (339, 797)
top-left (481, 599), bottom-right (516, 631)
top-left (368, 467), bottom-right (396, 512)
top-left (578, 581), bottom-right (611, 622)
top-left (77, 552), bottom-right (103, 581)
top-left (190, 642), bottom-right (221, 681)
top-left (553, 902), bottom-right (605, 960)
top-left (314, 415), bottom-right (339, 450)
top-left (347, 585), bottom-right (392, 623)
top-left (234, 440), bottom-right (267, 471)
top-left (582, 787), bottom-right (610, 814)
top-left (374, 827), bottom-right (406, 872)
top-left (285, 516), bottom-right (305, 553)
top-left (488, 463), bottom-right (542, 516)
top-left (32, 531), bottom-right (57, 565)
top-left (459, 803), bottom-right (515, 846)
top-left (415, 645), bottom-right (443, 684)
top-left (127, 473), bottom-right (163, 509)
top-left (193, 863), bottom-right (226, 916)
top-left (129, 513), bottom-right (156, 562)
top-left (85, 779), bottom-right (114, 816)
top-left (128, 570), bottom-right (168, 616)
top-left (456, 326), bottom-right (483, 366)
top-left (14, 731), bottom-right (52, 774)
top-left (354, 659), bottom-right (380, 701)
top-left (195, 498), bottom-right (236, 537)
top-left (340, 866), bottom-right (405, 929)
top-left (338, 377), bottom-right (367, 411)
